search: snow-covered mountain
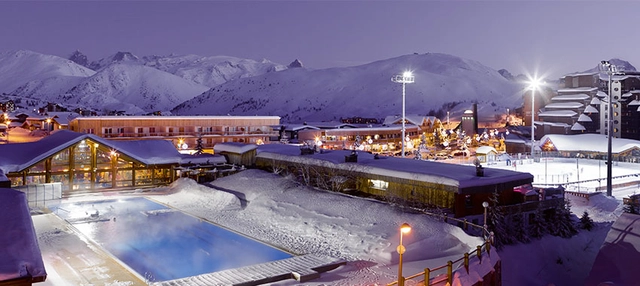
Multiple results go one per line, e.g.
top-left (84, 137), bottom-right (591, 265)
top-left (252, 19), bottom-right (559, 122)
top-left (0, 50), bottom-right (95, 96)
top-left (172, 53), bottom-right (524, 122)
top-left (89, 51), bottom-right (143, 71)
top-left (60, 63), bottom-right (210, 114)
top-left (142, 54), bottom-right (287, 87)
top-left (582, 58), bottom-right (637, 74)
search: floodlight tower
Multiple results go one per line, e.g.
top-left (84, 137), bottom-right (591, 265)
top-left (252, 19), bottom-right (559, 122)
top-left (392, 71), bottom-right (415, 158)
top-left (527, 78), bottom-right (542, 160)
top-left (600, 61), bottom-right (617, 197)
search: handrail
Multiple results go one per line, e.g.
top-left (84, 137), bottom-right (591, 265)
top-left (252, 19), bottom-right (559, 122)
top-left (387, 235), bottom-right (494, 286)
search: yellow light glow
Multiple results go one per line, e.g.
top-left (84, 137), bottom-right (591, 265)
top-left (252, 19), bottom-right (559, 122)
top-left (400, 223), bottom-right (411, 234)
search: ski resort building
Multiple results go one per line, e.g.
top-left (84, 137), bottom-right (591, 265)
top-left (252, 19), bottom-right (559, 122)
top-left (254, 144), bottom-right (536, 218)
top-left (67, 116), bottom-right (281, 152)
top-left (0, 130), bottom-right (226, 196)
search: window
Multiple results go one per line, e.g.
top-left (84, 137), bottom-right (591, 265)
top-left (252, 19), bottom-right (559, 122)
top-left (137, 127), bottom-right (144, 134)
top-left (116, 127), bottom-right (124, 135)
top-left (104, 128), bottom-right (113, 135)
top-left (369, 179), bottom-right (389, 190)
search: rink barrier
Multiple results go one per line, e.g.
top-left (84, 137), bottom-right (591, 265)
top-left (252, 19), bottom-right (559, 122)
top-left (565, 190), bottom-right (602, 200)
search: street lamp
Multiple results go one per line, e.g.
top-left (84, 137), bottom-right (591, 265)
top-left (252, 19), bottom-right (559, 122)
top-left (527, 78), bottom-right (542, 161)
top-left (392, 71), bottom-right (415, 158)
top-left (5, 120), bottom-right (10, 143)
top-left (600, 60), bottom-right (617, 197)
top-left (46, 118), bottom-right (51, 132)
top-left (482, 201), bottom-right (489, 239)
top-left (396, 222), bottom-right (411, 286)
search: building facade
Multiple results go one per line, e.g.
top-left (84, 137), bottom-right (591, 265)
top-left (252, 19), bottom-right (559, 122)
top-left (68, 116), bottom-right (280, 152)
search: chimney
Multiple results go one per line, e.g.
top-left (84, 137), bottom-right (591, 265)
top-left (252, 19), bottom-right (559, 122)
top-left (473, 103), bottom-right (478, 135)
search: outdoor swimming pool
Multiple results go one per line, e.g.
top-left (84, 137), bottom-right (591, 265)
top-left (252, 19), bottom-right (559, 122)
top-left (52, 197), bottom-right (292, 282)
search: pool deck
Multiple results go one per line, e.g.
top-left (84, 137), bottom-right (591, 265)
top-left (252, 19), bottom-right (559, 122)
top-left (153, 254), bottom-right (346, 286)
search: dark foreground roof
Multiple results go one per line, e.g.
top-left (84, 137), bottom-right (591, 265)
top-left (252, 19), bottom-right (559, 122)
top-left (0, 188), bottom-right (47, 283)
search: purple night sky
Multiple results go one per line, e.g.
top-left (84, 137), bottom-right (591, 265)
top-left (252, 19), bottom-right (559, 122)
top-left (0, 1), bottom-right (637, 79)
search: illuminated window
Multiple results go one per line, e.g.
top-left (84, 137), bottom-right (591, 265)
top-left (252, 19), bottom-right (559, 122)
top-left (369, 179), bottom-right (388, 190)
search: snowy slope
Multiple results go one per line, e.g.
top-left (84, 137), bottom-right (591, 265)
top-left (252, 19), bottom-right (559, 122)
top-left (143, 54), bottom-right (287, 87)
top-left (0, 50), bottom-right (95, 95)
top-left (172, 53), bottom-right (524, 122)
top-left (89, 51), bottom-right (144, 70)
top-left (61, 63), bottom-right (210, 114)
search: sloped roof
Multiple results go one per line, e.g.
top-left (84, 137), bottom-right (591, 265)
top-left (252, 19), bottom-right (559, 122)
top-left (584, 105), bottom-right (599, 113)
top-left (383, 114), bottom-right (439, 127)
top-left (544, 102), bottom-right (584, 109)
top-left (0, 188), bottom-right (47, 282)
top-left (586, 213), bottom-right (640, 286)
top-left (577, 114), bottom-right (593, 122)
top-left (589, 97), bottom-right (601, 105)
top-left (0, 130), bottom-right (224, 173)
top-left (46, 112), bottom-right (81, 126)
top-left (552, 94), bottom-right (590, 101)
top-left (557, 87), bottom-right (597, 93)
top-left (285, 124), bottom-right (321, 132)
top-left (302, 121), bottom-right (357, 129)
top-left (538, 110), bottom-right (578, 117)
top-left (475, 146), bottom-right (498, 155)
top-left (214, 142), bottom-right (259, 154)
top-left (540, 134), bottom-right (640, 153)
top-left (570, 122), bottom-right (586, 131)
top-left (256, 144), bottom-right (533, 193)
top-left (628, 99), bottom-right (640, 106)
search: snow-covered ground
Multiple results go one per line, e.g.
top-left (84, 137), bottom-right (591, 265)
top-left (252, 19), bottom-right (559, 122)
top-left (33, 157), bottom-right (637, 286)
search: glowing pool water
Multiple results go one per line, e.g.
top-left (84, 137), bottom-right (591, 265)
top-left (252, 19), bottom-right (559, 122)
top-left (52, 197), bottom-right (292, 282)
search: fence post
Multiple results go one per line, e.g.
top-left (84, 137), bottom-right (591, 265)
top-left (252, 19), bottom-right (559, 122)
top-left (477, 245), bottom-right (482, 263)
top-left (463, 218), bottom-right (468, 230)
top-left (424, 268), bottom-right (430, 286)
top-left (444, 213), bottom-right (448, 223)
top-left (464, 253), bottom-right (469, 273)
top-left (447, 261), bottom-right (453, 284)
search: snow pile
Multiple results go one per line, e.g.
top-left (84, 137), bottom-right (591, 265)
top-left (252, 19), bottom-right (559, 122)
top-left (153, 169), bottom-right (484, 285)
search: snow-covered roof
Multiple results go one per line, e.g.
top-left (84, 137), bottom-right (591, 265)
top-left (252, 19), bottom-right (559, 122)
top-left (628, 99), bottom-right (640, 106)
top-left (540, 134), bottom-right (640, 153)
top-left (577, 114), bottom-right (592, 122)
top-left (537, 121), bottom-right (570, 128)
top-left (475, 146), bottom-right (497, 155)
top-left (0, 188), bottom-right (47, 282)
top-left (538, 110), bottom-right (577, 117)
top-left (256, 144), bottom-right (533, 192)
top-left (596, 90), bottom-right (607, 98)
top-left (584, 105), bottom-right (599, 113)
top-left (301, 121), bottom-right (357, 129)
top-left (551, 94), bottom-right (590, 101)
top-left (622, 92), bottom-right (633, 98)
top-left (73, 115), bottom-right (281, 121)
top-left (214, 142), bottom-right (258, 154)
top-left (46, 112), bottom-right (81, 126)
top-left (598, 74), bottom-right (633, 81)
top-left (0, 130), bottom-right (225, 173)
top-left (570, 122), bottom-right (585, 131)
top-left (589, 97), bottom-right (601, 105)
top-left (563, 72), bottom-right (598, 77)
top-left (284, 124), bottom-right (321, 132)
top-left (383, 114), bottom-right (439, 126)
top-left (586, 213), bottom-right (640, 286)
top-left (544, 102), bottom-right (584, 109)
top-left (557, 87), bottom-right (597, 93)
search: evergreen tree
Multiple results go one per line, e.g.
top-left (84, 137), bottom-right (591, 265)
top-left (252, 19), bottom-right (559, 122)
top-left (194, 133), bottom-right (204, 155)
top-left (511, 207), bottom-right (530, 243)
top-left (549, 199), bottom-right (578, 238)
top-left (580, 211), bottom-right (595, 231)
top-left (487, 189), bottom-right (513, 248)
top-left (528, 204), bottom-right (548, 239)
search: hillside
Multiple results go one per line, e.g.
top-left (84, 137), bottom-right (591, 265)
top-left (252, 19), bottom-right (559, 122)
top-left (60, 63), bottom-right (210, 114)
top-left (172, 53), bottom-right (524, 122)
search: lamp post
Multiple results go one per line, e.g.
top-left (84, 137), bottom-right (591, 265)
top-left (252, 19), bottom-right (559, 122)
top-left (482, 201), bottom-right (489, 237)
top-left (527, 78), bottom-right (541, 161)
top-left (600, 61), bottom-right (617, 197)
top-left (396, 223), bottom-right (411, 286)
top-left (46, 118), bottom-right (51, 132)
top-left (5, 120), bottom-right (10, 143)
top-left (392, 71), bottom-right (415, 158)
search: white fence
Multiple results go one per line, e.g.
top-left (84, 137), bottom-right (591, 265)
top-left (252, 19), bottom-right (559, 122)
top-left (14, 183), bottom-right (62, 209)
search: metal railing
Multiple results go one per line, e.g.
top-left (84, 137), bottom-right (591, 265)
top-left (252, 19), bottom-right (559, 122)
top-left (14, 182), bottom-right (63, 209)
top-left (387, 234), bottom-right (494, 286)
